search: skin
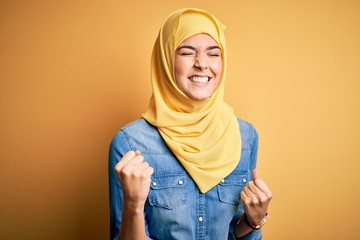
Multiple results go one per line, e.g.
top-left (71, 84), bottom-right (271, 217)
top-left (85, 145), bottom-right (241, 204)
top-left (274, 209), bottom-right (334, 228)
top-left (235, 169), bottom-right (272, 237)
top-left (114, 34), bottom-right (272, 239)
top-left (174, 33), bottom-right (222, 101)
top-left (114, 150), bottom-right (153, 240)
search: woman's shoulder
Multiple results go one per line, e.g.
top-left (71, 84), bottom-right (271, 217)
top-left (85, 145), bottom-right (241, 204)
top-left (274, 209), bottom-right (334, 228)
top-left (237, 118), bottom-right (258, 147)
top-left (121, 118), bottom-right (156, 132)
top-left (237, 118), bottom-right (256, 132)
top-left (111, 118), bottom-right (168, 153)
top-left (114, 118), bottom-right (159, 140)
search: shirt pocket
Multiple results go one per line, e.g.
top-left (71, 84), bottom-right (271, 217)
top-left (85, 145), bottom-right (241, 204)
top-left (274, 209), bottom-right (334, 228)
top-left (148, 172), bottom-right (187, 210)
top-left (217, 170), bottom-right (250, 205)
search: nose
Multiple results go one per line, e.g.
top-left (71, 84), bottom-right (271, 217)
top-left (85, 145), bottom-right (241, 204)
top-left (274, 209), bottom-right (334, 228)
top-left (194, 54), bottom-right (208, 70)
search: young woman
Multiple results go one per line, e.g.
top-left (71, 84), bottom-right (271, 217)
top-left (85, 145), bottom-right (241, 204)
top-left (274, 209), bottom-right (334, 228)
top-left (109, 8), bottom-right (272, 240)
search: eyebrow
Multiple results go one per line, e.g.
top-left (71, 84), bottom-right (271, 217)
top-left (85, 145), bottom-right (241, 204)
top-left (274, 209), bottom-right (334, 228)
top-left (177, 45), bottom-right (221, 51)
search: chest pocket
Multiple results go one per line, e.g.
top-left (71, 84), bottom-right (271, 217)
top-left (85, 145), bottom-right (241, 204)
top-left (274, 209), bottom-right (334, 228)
top-left (148, 172), bottom-right (187, 210)
top-left (217, 170), bottom-right (250, 204)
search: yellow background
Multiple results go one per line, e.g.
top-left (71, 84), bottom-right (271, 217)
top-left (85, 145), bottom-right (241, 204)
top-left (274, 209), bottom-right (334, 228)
top-left (1, 0), bottom-right (359, 239)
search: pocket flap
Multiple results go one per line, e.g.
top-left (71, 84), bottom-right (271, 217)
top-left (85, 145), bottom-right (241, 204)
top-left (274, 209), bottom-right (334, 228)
top-left (150, 172), bottom-right (186, 190)
top-left (218, 170), bottom-right (250, 186)
top-left (217, 170), bottom-right (250, 205)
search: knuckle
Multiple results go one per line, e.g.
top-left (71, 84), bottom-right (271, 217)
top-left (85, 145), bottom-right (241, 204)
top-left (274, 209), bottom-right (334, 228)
top-left (259, 196), bottom-right (267, 203)
top-left (120, 165), bottom-right (132, 176)
top-left (263, 191), bottom-right (273, 201)
top-left (251, 197), bottom-right (259, 205)
top-left (141, 172), bottom-right (148, 180)
top-left (114, 162), bottom-right (123, 173)
top-left (136, 155), bottom-right (144, 162)
top-left (133, 170), bottom-right (142, 178)
top-left (148, 167), bottom-right (154, 175)
top-left (243, 199), bottom-right (251, 206)
top-left (240, 191), bottom-right (246, 199)
top-left (267, 191), bottom-right (273, 199)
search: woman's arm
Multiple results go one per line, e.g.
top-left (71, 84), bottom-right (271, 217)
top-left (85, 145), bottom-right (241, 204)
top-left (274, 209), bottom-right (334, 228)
top-left (235, 169), bottom-right (272, 238)
top-left (113, 150), bottom-right (154, 240)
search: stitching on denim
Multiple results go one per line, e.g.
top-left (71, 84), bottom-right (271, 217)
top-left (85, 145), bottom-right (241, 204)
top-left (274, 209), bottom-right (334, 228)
top-left (121, 122), bottom-right (171, 154)
top-left (239, 119), bottom-right (251, 150)
top-left (119, 129), bottom-right (134, 151)
top-left (152, 171), bottom-right (186, 177)
top-left (250, 123), bottom-right (257, 149)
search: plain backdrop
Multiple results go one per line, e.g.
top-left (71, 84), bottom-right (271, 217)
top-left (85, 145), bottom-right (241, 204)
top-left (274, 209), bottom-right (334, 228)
top-left (1, 0), bottom-right (359, 239)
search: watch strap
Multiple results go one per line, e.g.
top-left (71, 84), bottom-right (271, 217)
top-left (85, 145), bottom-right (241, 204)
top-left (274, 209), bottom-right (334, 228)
top-left (243, 213), bottom-right (270, 230)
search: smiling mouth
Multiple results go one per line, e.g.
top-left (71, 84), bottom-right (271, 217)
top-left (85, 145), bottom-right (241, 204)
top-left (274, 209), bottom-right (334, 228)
top-left (189, 76), bottom-right (211, 83)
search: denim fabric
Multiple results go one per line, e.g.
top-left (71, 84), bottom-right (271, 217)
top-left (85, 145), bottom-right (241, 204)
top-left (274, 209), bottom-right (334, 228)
top-left (109, 118), bottom-right (262, 240)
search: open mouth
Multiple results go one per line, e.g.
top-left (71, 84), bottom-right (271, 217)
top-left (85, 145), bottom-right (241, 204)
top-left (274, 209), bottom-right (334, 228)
top-left (189, 76), bottom-right (211, 83)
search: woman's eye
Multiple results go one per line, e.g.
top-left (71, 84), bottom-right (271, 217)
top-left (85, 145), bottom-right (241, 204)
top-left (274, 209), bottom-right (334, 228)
top-left (180, 52), bottom-right (195, 56)
top-left (208, 52), bottom-right (221, 57)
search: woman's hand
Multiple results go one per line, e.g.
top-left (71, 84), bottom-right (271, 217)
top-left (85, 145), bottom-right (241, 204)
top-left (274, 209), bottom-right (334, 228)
top-left (240, 169), bottom-right (272, 226)
top-left (114, 150), bottom-right (154, 213)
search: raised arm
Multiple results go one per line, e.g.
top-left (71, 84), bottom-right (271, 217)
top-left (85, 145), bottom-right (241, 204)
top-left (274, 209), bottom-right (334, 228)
top-left (113, 150), bottom-right (154, 240)
top-left (235, 169), bottom-right (272, 238)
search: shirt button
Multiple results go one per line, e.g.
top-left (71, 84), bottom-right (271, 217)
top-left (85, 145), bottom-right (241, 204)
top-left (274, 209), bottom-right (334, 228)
top-left (178, 180), bottom-right (183, 185)
top-left (198, 216), bottom-right (203, 222)
top-left (242, 178), bottom-right (247, 183)
top-left (221, 179), bottom-right (225, 183)
top-left (152, 182), bottom-right (157, 186)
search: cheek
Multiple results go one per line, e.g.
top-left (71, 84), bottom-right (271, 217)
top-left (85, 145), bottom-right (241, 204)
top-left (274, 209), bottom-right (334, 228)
top-left (211, 60), bottom-right (223, 79)
top-left (174, 61), bottom-right (189, 90)
top-left (174, 57), bottom-right (186, 77)
top-left (218, 65), bottom-right (223, 78)
top-left (212, 62), bottom-right (222, 89)
top-left (174, 69), bottom-right (184, 88)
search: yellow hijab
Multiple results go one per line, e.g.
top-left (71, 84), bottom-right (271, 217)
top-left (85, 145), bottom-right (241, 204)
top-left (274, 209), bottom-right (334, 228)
top-left (142, 8), bottom-right (241, 193)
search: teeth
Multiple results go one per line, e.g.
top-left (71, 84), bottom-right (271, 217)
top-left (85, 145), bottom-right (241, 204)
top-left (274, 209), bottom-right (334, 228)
top-left (190, 76), bottom-right (209, 83)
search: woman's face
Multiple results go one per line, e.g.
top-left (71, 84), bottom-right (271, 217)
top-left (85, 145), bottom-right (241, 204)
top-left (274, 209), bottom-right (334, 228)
top-left (174, 33), bottom-right (223, 101)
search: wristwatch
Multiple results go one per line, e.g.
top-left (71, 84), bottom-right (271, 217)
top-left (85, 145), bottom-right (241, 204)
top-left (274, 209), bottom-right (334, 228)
top-left (239, 213), bottom-right (270, 230)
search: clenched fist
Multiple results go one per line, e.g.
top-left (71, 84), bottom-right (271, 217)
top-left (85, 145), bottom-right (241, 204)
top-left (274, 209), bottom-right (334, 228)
top-left (114, 151), bottom-right (154, 211)
top-left (240, 169), bottom-right (272, 226)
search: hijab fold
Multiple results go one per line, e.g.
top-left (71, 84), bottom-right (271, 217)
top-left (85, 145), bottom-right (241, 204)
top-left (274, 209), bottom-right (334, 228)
top-left (142, 8), bottom-right (241, 193)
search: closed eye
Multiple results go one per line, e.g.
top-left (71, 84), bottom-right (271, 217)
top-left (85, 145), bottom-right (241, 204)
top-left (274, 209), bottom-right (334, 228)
top-left (207, 46), bottom-right (221, 57)
top-left (177, 45), bottom-right (196, 56)
top-left (179, 52), bottom-right (196, 56)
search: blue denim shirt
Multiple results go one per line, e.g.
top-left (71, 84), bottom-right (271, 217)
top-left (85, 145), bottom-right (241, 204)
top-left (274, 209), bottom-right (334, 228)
top-left (109, 118), bottom-right (262, 240)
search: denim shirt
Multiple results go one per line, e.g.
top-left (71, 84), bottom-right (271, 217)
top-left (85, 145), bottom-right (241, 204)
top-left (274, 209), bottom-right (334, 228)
top-left (109, 118), bottom-right (262, 240)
